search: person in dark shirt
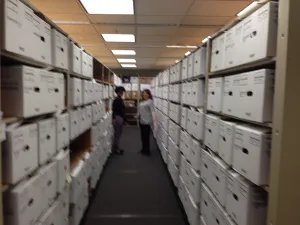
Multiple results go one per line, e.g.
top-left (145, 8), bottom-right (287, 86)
top-left (112, 86), bottom-right (126, 154)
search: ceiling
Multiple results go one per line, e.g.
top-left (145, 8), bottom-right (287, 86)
top-left (29, 0), bottom-right (251, 72)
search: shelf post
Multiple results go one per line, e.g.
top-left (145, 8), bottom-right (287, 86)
top-left (267, 1), bottom-right (300, 225)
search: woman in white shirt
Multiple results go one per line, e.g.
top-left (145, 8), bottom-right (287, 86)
top-left (138, 89), bottom-right (155, 155)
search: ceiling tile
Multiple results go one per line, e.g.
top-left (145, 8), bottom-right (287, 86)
top-left (90, 15), bottom-right (135, 24)
top-left (136, 0), bottom-right (194, 15)
top-left (188, 0), bottom-right (251, 16)
top-left (160, 48), bottom-right (192, 58)
top-left (181, 16), bottom-right (231, 26)
top-left (30, 0), bottom-right (83, 14)
top-left (136, 48), bottom-right (163, 57)
top-left (46, 13), bottom-right (90, 22)
top-left (70, 33), bottom-right (104, 46)
top-left (95, 25), bottom-right (135, 34)
top-left (137, 27), bottom-right (178, 36)
top-left (136, 16), bottom-right (183, 24)
top-left (136, 35), bottom-right (171, 45)
top-left (58, 24), bottom-right (96, 34)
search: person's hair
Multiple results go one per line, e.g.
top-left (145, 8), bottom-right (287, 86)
top-left (115, 86), bottom-right (125, 94)
top-left (142, 89), bottom-right (153, 100)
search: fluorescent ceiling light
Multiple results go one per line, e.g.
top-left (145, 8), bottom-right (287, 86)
top-left (112, 50), bottom-right (136, 55)
top-left (202, 36), bottom-right (211, 43)
top-left (185, 51), bottom-right (191, 56)
top-left (237, 1), bottom-right (258, 17)
top-left (102, 34), bottom-right (135, 42)
top-left (166, 45), bottom-right (197, 49)
top-left (117, 58), bottom-right (136, 63)
top-left (80, 0), bottom-right (134, 15)
top-left (121, 64), bottom-right (137, 68)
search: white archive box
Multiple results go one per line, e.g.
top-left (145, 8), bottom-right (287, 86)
top-left (187, 109), bottom-right (194, 135)
top-left (226, 171), bottom-right (268, 225)
top-left (37, 200), bottom-right (58, 225)
top-left (211, 157), bottom-right (229, 207)
top-left (167, 155), bottom-right (179, 187)
top-left (193, 47), bottom-right (207, 77)
top-left (233, 124), bottom-right (271, 185)
top-left (192, 109), bottom-right (205, 140)
top-left (191, 80), bottom-right (204, 107)
top-left (56, 113), bottom-right (70, 150)
top-left (46, 71), bottom-right (65, 112)
top-left (189, 138), bottom-right (201, 172)
top-left (81, 51), bottom-right (88, 77)
top-left (3, 0), bottom-right (34, 58)
top-left (201, 183), bottom-right (214, 225)
top-left (51, 29), bottom-right (69, 70)
top-left (87, 54), bottom-right (93, 78)
top-left (241, 2), bottom-right (278, 65)
top-left (69, 43), bottom-right (82, 74)
top-left (200, 216), bottom-right (208, 225)
top-left (1, 66), bottom-right (48, 118)
top-left (4, 173), bottom-right (43, 225)
top-left (37, 118), bottom-right (56, 165)
top-left (82, 80), bottom-right (90, 104)
top-left (219, 120), bottom-right (236, 165)
top-left (187, 54), bottom-right (194, 78)
top-left (222, 75), bottom-right (236, 116)
top-left (181, 83), bottom-right (187, 104)
top-left (31, 15), bottom-right (52, 65)
top-left (168, 137), bottom-right (181, 167)
top-left (69, 78), bottom-right (83, 107)
top-left (188, 166), bottom-right (201, 204)
top-left (207, 77), bottom-right (224, 112)
top-left (181, 107), bottom-right (188, 129)
top-left (211, 33), bottom-right (226, 72)
top-left (83, 152), bottom-right (93, 179)
top-left (186, 193), bottom-right (200, 225)
top-left (69, 182), bottom-right (89, 225)
top-left (186, 82), bottom-right (193, 105)
top-left (2, 123), bottom-right (38, 184)
top-left (88, 81), bottom-right (94, 102)
top-left (169, 121), bottom-right (180, 145)
top-left (179, 156), bottom-right (190, 187)
top-left (212, 196), bottom-right (236, 225)
top-left (205, 114), bottom-right (220, 153)
top-left (180, 131), bottom-right (191, 159)
top-left (181, 58), bottom-right (188, 80)
top-left (224, 23), bottom-right (243, 69)
top-left (70, 109), bottom-right (80, 140)
top-left (238, 69), bottom-right (275, 123)
top-left (70, 160), bottom-right (87, 204)
top-left (55, 150), bottom-right (70, 194)
top-left (161, 143), bottom-right (168, 164)
top-left (201, 149), bottom-right (215, 189)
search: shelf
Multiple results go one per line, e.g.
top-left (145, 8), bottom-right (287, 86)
top-left (3, 117), bottom-right (19, 124)
top-left (181, 74), bottom-right (205, 82)
top-left (208, 57), bottom-right (276, 77)
top-left (70, 148), bottom-right (90, 169)
top-left (207, 110), bottom-right (272, 128)
top-left (70, 72), bottom-right (93, 80)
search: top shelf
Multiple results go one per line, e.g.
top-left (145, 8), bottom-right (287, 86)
top-left (209, 57), bottom-right (276, 77)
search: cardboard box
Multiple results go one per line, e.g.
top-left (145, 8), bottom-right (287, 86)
top-left (187, 109), bottom-right (194, 136)
top-left (3, 0), bottom-right (34, 58)
top-left (4, 173), bottom-right (43, 225)
top-left (224, 23), bottom-right (243, 69)
top-left (201, 182), bottom-right (214, 225)
top-left (56, 113), bottom-right (69, 150)
top-left (187, 54), bottom-right (194, 78)
top-left (226, 171), bottom-right (268, 225)
top-left (219, 120), bottom-right (236, 165)
top-left (39, 162), bottom-right (57, 212)
top-left (211, 157), bottom-right (229, 207)
top-left (207, 77), bottom-right (224, 112)
top-left (86, 54), bottom-right (93, 78)
top-left (46, 71), bottom-right (65, 112)
top-left (188, 167), bottom-right (201, 204)
top-left (69, 78), bottom-right (83, 107)
top-left (161, 143), bottom-right (168, 164)
top-left (69, 43), bottom-right (82, 74)
top-left (191, 80), bottom-right (205, 107)
top-left (212, 196), bottom-right (236, 225)
top-left (180, 131), bottom-right (191, 159)
top-left (37, 201), bottom-right (58, 225)
top-left (82, 80), bottom-right (90, 104)
top-left (242, 2), bottom-right (278, 64)
top-left (168, 137), bottom-right (181, 167)
top-left (81, 51), bottom-right (88, 77)
top-left (70, 160), bottom-right (87, 204)
top-left (182, 58), bottom-right (188, 80)
top-left (167, 155), bottom-right (179, 187)
top-left (186, 193), bottom-right (200, 225)
top-left (2, 123), bottom-right (38, 184)
top-left (83, 152), bottom-right (93, 179)
top-left (51, 29), bottom-right (69, 70)
top-left (179, 155), bottom-right (190, 186)
top-left (201, 149), bottom-right (214, 189)
top-left (222, 75), bottom-right (236, 116)
top-left (238, 69), bottom-right (275, 123)
top-left (205, 114), bottom-right (220, 153)
top-left (233, 124), bottom-right (271, 185)
top-left (69, 109), bottom-right (80, 140)
top-left (192, 109), bottom-right (205, 140)
top-left (181, 107), bottom-right (188, 129)
top-left (211, 33), bottom-right (226, 72)
top-left (189, 138), bottom-right (201, 172)
top-left (193, 47), bottom-right (207, 77)
top-left (1, 66), bottom-right (46, 118)
top-left (38, 118), bottom-right (56, 164)
top-left (55, 150), bottom-right (70, 194)
top-left (200, 216), bottom-right (208, 225)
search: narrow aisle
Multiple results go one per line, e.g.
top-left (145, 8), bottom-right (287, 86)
top-left (83, 126), bottom-right (188, 225)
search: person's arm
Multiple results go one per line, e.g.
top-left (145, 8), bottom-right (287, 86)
top-left (112, 98), bottom-right (119, 120)
top-left (149, 100), bottom-right (157, 121)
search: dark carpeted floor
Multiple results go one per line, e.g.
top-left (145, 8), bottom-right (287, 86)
top-left (82, 126), bottom-right (188, 225)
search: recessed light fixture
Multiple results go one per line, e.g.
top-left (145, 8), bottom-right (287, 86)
top-left (112, 50), bottom-right (136, 55)
top-left (117, 59), bottom-right (136, 63)
top-left (102, 34), bottom-right (135, 42)
top-left (121, 64), bottom-right (137, 68)
top-left (237, 1), bottom-right (258, 17)
top-left (166, 45), bottom-right (197, 49)
top-left (202, 36), bottom-right (211, 43)
top-left (80, 0), bottom-right (134, 15)
top-left (185, 51), bottom-right (191, 56)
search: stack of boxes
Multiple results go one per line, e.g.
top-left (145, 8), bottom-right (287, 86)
top-left (1, 0), bottom-right (116, 225)
top-left (154, 2), bottom-right (277, 225)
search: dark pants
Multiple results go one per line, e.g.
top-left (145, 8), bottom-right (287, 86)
top-left (140, 123), bottom-right (151, 153)
top-left (113, 116), bottom-right (124, 151)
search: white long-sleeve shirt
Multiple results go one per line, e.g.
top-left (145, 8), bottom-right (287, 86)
top-left (138, 99), bottom-right (155, 125)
